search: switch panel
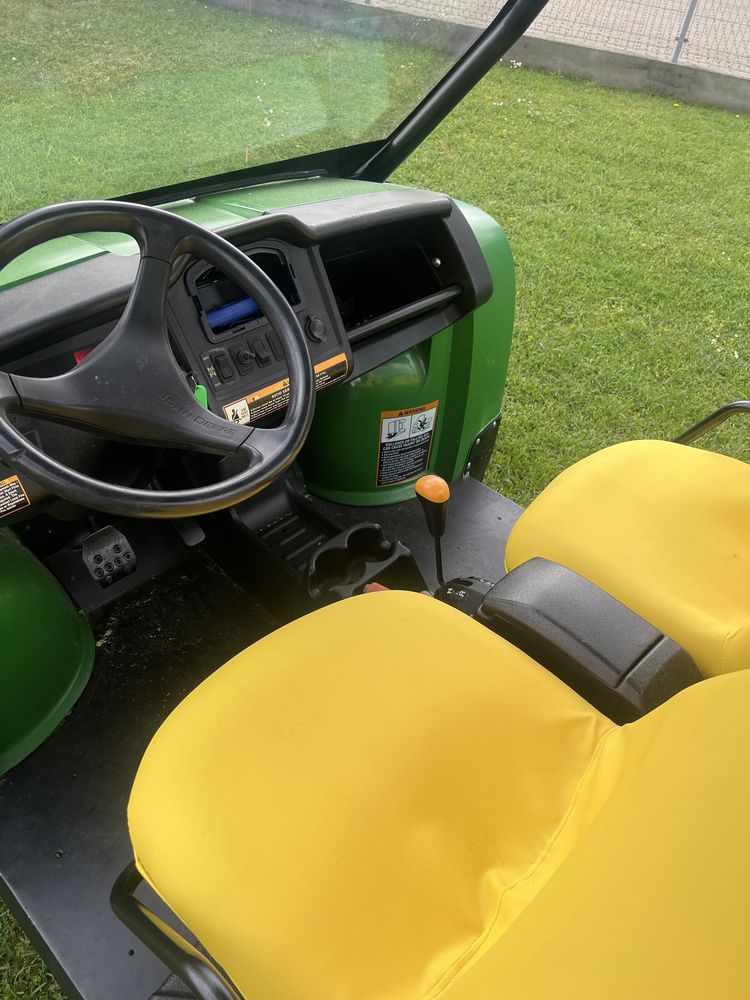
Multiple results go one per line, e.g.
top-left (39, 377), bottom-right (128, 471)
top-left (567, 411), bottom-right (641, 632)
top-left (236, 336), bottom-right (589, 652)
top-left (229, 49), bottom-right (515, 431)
top-left (177, 237), bottom-right (350, 421)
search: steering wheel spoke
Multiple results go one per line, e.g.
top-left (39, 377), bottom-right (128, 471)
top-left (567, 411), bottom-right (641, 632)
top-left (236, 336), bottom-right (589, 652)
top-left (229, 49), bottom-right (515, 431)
top-left (0, 200), bottom-right (315, 517)
top-left (111, 253), bottom-right (172, 340)
top-left (239, 425), bottom-right (291, 468)
top-left (9, 255), bottom-right (250, 456)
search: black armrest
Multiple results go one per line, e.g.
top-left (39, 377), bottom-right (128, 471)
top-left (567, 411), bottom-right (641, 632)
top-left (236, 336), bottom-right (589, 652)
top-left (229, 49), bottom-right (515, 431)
top-left (478, 558), bottom-right (702, 723)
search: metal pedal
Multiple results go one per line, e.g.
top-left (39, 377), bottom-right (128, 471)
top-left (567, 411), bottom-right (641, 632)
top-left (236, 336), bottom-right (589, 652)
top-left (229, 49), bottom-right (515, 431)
top-left (82, 526), bottom-right (136, 587)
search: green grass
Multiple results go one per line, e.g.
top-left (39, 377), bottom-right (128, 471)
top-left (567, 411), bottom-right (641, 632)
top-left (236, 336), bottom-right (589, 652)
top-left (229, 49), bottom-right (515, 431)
top-left (0, 0), bottom-right (445, 219)
top-left (396, 65), bottom-right (750, 504)
top-left (0, 906), bottom-right (62, 1000)
top-left (2, 3), bottom-right (750, 997)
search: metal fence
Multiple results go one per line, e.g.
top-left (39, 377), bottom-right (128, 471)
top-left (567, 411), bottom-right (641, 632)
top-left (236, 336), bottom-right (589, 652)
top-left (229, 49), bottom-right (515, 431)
top-left (359, 0), bottom-right (750, 79)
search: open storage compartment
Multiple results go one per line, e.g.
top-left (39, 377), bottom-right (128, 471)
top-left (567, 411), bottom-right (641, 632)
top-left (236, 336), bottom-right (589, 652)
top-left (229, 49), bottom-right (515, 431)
top-left (321, 218), bottom-right (465, 343)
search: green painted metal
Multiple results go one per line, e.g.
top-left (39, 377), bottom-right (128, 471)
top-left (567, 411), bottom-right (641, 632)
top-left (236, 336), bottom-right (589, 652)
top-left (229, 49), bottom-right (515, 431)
top-left (0, 178), bottom-right (391, 292)
top-left (298, 201), bottom-right (515, 504)
top-left (206, 177), bottom-right (387, 216)
top-left (0, 237), bottom-right (107, 293)
top-left (0, 529), bottom-right (95, 776)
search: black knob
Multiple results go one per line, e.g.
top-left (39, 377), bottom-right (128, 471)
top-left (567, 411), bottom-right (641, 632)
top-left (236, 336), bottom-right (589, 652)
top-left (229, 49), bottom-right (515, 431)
top-left (237, 348), bottom-right (253, 366)
top-left (305, 315), bottom-right (327, 343)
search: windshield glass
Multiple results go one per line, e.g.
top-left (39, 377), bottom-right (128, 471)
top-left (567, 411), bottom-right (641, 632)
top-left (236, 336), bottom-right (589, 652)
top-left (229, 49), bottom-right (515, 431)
top-left (2, 0), bottom-right (499, 220)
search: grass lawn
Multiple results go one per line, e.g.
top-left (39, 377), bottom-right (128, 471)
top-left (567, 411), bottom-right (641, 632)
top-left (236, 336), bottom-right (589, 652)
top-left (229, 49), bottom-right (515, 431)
top-left (397, 64), bottom-right (750, 504)
top-left (0, 0), bottom-right (446, 219)
top-left (1, 2), bottom-right (749, 997)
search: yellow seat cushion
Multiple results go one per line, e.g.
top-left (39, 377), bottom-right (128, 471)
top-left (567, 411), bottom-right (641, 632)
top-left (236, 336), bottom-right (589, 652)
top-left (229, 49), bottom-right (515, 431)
top-left (506, 440), bottom-right (750, 676)
top-left (129, 591), bottom-right (615, 1000)
top-left (441, 670), bottom-right (750, 999)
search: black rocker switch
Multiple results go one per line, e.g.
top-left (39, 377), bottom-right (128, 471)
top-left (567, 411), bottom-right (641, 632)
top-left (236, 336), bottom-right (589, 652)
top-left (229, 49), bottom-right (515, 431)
top-left (250, 336), bottom-right (271, 366)
top-left (415, 475), bottom-right (450, 588)
top-left (210, 349), bottom-right (234, 382)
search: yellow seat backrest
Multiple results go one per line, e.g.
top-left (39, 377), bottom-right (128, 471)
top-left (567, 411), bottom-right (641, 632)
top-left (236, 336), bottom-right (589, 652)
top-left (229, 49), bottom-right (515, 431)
top-left (507, 440), bottom-right (750, 676)
top-left (442, 668), bottom-right (750, 999)
top-left (128, 591), bottom-right (750, 1000)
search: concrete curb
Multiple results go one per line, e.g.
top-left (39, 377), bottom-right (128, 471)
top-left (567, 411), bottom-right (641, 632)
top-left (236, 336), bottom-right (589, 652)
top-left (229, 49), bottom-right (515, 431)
top-left (506, 36), bottom-right (750, 115)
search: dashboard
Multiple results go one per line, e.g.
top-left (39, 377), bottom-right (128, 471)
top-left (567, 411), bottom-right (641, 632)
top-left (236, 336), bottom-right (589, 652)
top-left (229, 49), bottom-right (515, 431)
top-left (0, 188), bottom-right (492, 513)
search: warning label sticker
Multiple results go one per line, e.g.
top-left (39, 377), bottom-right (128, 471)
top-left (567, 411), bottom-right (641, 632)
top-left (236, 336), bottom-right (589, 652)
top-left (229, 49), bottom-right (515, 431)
top-left (377, 400), bottom-right (439, 487)
top-left (0, 474), bottom-right (30, 520)
top-left (223, 353), bottom-right (349, 425)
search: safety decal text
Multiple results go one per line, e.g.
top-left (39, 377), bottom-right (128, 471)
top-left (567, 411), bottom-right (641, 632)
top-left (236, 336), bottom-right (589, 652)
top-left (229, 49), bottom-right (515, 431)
top-left (377, 401), bottom-right (439, 487)
top-left (223, 353), bottom-right (349, 425)
top-left (0, 474), bottom-right (30, 519)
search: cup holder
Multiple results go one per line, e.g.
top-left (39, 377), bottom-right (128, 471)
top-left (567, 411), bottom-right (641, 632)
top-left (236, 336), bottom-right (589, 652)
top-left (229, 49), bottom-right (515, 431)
top-left (307, 523), bottom-right (425, 602)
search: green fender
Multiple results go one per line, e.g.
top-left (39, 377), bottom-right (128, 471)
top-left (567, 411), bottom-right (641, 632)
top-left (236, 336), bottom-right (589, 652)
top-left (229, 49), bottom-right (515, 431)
top-left (297, 201), bottom-right (515, 505)
top-left (0, 529), bottom-right (94, 775)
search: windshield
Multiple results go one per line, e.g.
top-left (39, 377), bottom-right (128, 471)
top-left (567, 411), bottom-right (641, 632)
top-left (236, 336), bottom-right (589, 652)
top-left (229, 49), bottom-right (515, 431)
top-left (2, 0), bottom-right (500, 221)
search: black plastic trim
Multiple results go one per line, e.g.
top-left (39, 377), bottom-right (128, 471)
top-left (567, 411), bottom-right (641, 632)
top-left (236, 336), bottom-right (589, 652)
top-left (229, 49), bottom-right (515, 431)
top-left (0, 190), bottom-right (454, 357)
top-left (111, 862), bottom-right (242, 1000)
top-left (464, 410), bottom-right (502, 480)
top-left (348, 286), bottom-right (461, 343)
top-left (357, 0), bottom-right (552, 180)
top-left (216, 189), bottom-right (453, 245)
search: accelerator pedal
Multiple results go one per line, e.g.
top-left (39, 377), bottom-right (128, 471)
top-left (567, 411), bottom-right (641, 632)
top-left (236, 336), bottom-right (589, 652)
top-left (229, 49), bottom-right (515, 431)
top-left (82, 525), bottom-right (136, 588)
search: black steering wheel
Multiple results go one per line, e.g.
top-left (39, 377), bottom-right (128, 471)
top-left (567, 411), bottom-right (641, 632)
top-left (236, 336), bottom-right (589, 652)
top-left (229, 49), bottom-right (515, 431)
top-left (0, 201), bottom-right (315, 518)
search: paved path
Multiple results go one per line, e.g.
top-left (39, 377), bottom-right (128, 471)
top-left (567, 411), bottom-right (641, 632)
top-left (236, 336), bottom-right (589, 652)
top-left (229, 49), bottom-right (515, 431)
top-left (366, 0), bottom-right (750, 79)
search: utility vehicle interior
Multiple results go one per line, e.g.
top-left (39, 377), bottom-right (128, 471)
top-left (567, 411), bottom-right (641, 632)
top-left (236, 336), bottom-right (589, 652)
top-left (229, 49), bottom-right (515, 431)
top-left (1, 1), bottom-right (749, 999)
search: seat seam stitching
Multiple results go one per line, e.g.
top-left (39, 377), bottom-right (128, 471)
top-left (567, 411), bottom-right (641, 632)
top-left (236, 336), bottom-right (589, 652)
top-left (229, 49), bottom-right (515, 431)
top-left (423, 722), bottom-right (620, 1000)
top-left (721, 622), bottom-right (748, 675)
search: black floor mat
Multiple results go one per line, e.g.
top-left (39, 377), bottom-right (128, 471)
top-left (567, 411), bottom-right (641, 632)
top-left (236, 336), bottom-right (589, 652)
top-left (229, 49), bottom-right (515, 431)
top-left (0, 550), bottom-right (275, 1000)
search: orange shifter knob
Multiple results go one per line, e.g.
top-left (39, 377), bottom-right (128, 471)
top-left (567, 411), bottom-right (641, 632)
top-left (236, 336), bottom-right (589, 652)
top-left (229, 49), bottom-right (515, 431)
top-left (415, 474), bottom-right (450, 505)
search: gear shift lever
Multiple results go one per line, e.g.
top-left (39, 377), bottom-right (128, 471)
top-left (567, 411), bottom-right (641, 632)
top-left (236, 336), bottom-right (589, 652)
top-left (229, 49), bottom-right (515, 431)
top-left (415, 475), bottom-right (450, 588)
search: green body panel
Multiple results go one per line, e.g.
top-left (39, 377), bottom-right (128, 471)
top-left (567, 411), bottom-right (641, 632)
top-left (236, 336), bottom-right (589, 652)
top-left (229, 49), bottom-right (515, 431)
top-left (0, 177), bottom-right (389, 291)
top-left (298, 201), bottom-right (515, 504)
top-left (0, 529), bottom-right (95, 775)
top-left (202, 177), bottom-right (388, 216)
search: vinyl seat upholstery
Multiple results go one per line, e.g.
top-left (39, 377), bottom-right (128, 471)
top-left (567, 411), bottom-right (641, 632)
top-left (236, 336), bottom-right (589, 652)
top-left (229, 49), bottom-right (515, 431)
top-left (129, 590), bottom-right (750, 999)
top-left (440, 664), bottom-right (750, 999)
top-left (129, 592), bottom-right (613, 1000)
top-left (506, 440), bottom-right (750, 677)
